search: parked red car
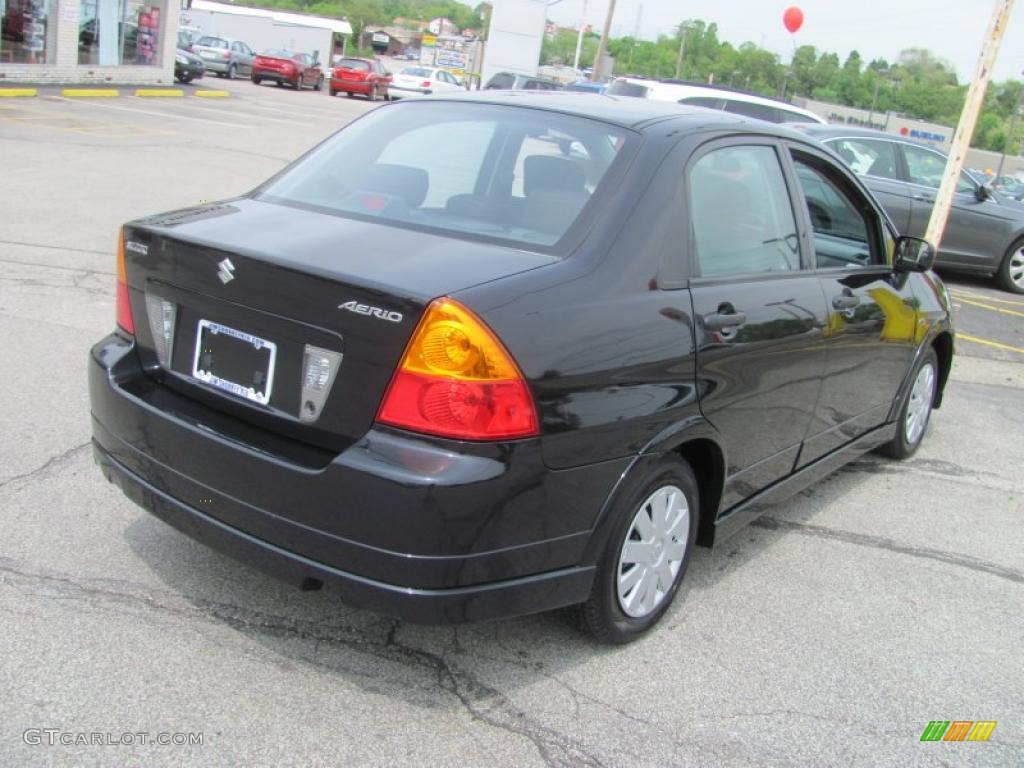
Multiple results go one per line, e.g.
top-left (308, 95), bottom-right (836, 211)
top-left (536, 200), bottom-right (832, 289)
top-left (251, 50), bottom-right (324, 91)
top-left (329, 57), bottom-right (392, 100)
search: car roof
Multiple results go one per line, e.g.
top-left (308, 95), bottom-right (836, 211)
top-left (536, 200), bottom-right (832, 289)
top-left (794, 124), bottom-right (956, 153)
top-left (411, 90), bottom-right (783, 130)
top-left (610, 77), bottom-right (824, 122)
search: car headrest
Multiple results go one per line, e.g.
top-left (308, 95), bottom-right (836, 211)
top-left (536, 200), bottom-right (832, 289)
top-left (524, 155), bottom-right (585, 197)
top-left (355, 163), bottom-right (428, 208)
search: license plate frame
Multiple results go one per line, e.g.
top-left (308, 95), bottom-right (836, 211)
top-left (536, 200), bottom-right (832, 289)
top-left (191, 319), bottom-right (277, 406)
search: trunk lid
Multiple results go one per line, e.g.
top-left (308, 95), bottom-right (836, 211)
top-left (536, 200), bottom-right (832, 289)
top-left (121, 198), bottom-right (556, 451)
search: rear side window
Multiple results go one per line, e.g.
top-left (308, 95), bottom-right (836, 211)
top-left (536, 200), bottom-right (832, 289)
top-left (337, 59), bottom-right (370, 71)
top-left (679, 96), bottom-right (722, 109)
top-left (197, 37), bottom-right (228, 49)
top-left (689, 145), bottom-right (800, 276)
top-left (828, 138), bottom-right (900, 180)
top-left (485, 73), bottom-right (515, 89)
top-left (721, 99), bottom-right (780, 123)
top-left (401, 67), bottom-right (431, 78)
top-left (258, 102), bottom-right (634, 249)
top-left (606, 80), bottom-right (650, 98)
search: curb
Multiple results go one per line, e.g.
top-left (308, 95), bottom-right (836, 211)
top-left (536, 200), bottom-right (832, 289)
top-left (0, 88), bottom-right (37, 98)
top-left (195, 90), bottom-right (230, 99)
top-left (61, 88), bottom-right (120, 98)
top-left (135, 88), bottom-right (184, 97)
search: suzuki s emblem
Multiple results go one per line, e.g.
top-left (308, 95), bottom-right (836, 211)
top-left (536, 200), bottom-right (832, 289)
top-left (217, 258), bottom-right (235, 284)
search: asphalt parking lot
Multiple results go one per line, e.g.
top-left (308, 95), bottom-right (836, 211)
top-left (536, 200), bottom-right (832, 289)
top-left (1, 82), bottom-right (1022, 767)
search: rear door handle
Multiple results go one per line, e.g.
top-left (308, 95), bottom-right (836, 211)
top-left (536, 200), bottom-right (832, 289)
top-left (703, 311), bottom-right (747, 331)
top-left (831, 294), bottom-right (861, 310)
top-left (913, 193), bottom-right (935, 203)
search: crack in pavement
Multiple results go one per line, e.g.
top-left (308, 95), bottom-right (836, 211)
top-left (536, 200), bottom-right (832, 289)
top-left (751, 517), bottom-right (1024, 585)
top-left (0, 556), bottom-right (608, 768)
top-left (0, 442), bottom-right (91, 491)
top-left (0, 238), bottom-right (111, 257)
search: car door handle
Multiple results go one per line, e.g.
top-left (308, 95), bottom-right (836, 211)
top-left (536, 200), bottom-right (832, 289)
top-left (831, 294), bottom-right (861, 310)
top-left (912, 193), bottom-right (935, 203)
top-left (703, 311), bottom-right (747, 331)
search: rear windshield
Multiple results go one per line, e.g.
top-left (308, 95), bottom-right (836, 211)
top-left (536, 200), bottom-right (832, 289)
top-left (400, 67), bottom-right (432, 78)
top-left (196, 37), bottom-right (228, 49)
top-left (257, 102), bottom-right (634, 249)
top-left (337, 59), bottom-right (369, 71)
top-left (262, 49), bottom-right (293, 58)
top-left (606, 80), bottom-right (650, 98)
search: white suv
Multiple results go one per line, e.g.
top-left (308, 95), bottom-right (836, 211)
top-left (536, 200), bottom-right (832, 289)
top-left (607, 77), bottom-right (826, 124)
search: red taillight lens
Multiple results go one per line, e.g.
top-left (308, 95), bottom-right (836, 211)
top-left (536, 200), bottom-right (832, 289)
top-left (377, 298), bottom-right (538, 441)
top-left (421, 80), bottom-right (432, 87)
top-left (116, 229), bottom-right (134, 335)
top-left (222, 51), bottom-right (230, 59)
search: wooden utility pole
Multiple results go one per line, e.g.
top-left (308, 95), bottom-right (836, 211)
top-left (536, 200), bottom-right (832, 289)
top-left (925, 0), bottom-right (1015, 249)
top-left (590, 0), bottom-right (616, 82)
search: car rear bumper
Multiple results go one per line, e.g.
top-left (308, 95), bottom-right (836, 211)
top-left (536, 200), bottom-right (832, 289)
top-left (388, 85), bottom-right (429, 98)
top-left (254, 69), bottom-right (296, 84)
top-left (89, 334), bottom-right (619, 623)
top-left (201, 59), bottom-right (230, 73)
top-left (330, 78), bottom-right (372, 94)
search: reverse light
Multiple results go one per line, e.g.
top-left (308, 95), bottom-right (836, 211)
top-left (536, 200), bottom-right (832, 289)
top-left (300, 345), bottom-right (343, 422)
top-left (116, 229), bottom-right (134, 335)
top-left (376, 298), bottom-right (538, 441)
top-left (145, 292), bottom-right (177, 367)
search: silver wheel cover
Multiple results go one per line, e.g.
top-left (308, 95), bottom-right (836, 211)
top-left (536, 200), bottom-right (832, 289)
top-left (616, 484), bottom-right (690, 618)
top-left (1008, 247), bottom-right (1024, 289)
top-left (905, 362), bottom-right (936, 445)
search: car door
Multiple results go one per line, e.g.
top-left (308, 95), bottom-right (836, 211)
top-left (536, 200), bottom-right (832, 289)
top-left (901, 142), bottom-right (1014, 272)
top-left (823, 136), bottom-right (914, 233)
top-left (686, 139), bottom-right (829, 509)
top-left (786, 144), bottom-right (919, 465)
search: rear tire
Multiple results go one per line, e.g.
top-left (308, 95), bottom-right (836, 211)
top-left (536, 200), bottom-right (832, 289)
top-left (370, 84), bottom-right (379, 101)
top-left (877, 347), bottom-right (938, 460)
top-left (251, 76), bottom-right (261, 85)
top-left (329, 88), bottom-right (337, 96)
top-left (569, 456), bottom-right (698, 644)
top-left (997, 239), bottom-right (1024, 294)
top-left (315, 75), bottom-right (324, 91)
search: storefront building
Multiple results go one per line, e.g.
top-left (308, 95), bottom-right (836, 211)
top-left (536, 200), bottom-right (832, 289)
top-left (1, 0), bottom-right (178, 83)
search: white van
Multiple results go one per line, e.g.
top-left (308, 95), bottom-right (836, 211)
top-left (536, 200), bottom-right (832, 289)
top-left (607, 77), bottom-right (826, 125)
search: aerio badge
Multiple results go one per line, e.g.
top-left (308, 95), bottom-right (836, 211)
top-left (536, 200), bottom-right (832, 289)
top-left (338, 300), bottom-right (402, 323)
top-left (125, 241), bottom-right (148, 256)
top-left (217, 258), bottom-right (235, 284)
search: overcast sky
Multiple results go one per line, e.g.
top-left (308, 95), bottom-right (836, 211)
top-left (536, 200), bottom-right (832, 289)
top-left (541, 0), bottom-right (1024, 82)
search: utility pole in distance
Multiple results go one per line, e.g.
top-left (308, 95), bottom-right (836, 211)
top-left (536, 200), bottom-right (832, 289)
top-left (925, 0), bottom-right (1015, 250)
top-left (590, 0), bottom-right (616, 82)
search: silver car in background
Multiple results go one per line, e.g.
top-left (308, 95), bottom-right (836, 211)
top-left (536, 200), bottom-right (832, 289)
top-left (191, 35), bottom-right (255, 79)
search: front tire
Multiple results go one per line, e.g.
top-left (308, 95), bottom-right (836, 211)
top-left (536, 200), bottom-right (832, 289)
top-left (315, 75), bottom-right (324, 91)
top-left (369, 84), bottom-right (379, 101)
top-left (227, 63), bottom-right (237, 80)
top-left (877, 347), bottom-right (938, 460)
top-left (571, 457), bottom-right (698, 644)
top-left (997, 239), bottom-right (1024, 294)
top-left (251, 75), bottom-right (261, 85)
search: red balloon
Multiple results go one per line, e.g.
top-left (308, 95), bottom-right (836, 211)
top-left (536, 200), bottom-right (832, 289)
top-left (783, 6), bottom-right (804, 34)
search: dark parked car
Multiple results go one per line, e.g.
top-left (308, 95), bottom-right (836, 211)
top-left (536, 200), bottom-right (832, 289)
top-left (174, 32), bottom-right (205, 84)
top-left (483, 71), bottom-right (562, 90)
top-left (330, 57), bottom-right (391, 100)
top-left (252, 49), bottom-right (323, 90)
top-left (799, 125), bottom-right (1024, 293)
top-left (90, 94), bottom-right (953, 643)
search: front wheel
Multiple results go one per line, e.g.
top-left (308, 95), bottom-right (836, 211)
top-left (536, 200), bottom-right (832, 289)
top-left (369, 84), bottom-right (379, 101)
top-left (315, 75), bottom-right (324, 91)
top-left (877, 347), bottom-right (938, 460)
top-left (570, 457), bottom-right (698, 644)
top-left (251, 76), bottom-right (261, 85)
top-left (227, 63), bottom-right (237, 80)
top-left (997, 240), bottom-right (1024, 294)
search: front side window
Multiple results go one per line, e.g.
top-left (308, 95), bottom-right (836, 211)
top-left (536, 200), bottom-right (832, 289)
top-left (689, 145), bottom-right (800, 277)
top-left (78, 0), bottom-right (164, 65)
top-left (903, 145), bottom-right (975, 194)
top-left (792, 154), bottom-right (879, 269)
top-left (258, 102), bottom-right (634, 249)
top-left (827, 138), bottom-right (900, 180)
top-left (2, 0), bottom-right (57, 63)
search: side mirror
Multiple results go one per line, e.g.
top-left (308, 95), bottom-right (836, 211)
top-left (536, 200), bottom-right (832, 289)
top-left (976, 183), bottom-right (993, 202)
top-left (894, 236), bottom-right (935, 273)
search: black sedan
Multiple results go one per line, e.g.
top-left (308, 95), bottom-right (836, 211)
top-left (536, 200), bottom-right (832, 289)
top-left (174, 46), bottom-right (205, 84)
top-left (798, 124), bottom-right (1024, 293)
top-left (89, 94), bottom-right (953, 643)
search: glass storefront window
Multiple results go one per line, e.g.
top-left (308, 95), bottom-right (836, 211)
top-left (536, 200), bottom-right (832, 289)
top-left (78, 0), bottom-right (164, 65)
top-left (1, 0), bottom-right (56, 64)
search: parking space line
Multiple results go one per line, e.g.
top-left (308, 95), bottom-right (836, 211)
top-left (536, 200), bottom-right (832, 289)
top-left (957, 333), bottom-right (1024, 355)
top-left (51, 95), bottom-right (249, 128)
top-left (135, 96), bottom-right (332, 127)
top-left (953, 296), bottom-right (1024, 318)
top-left (949, 290), bottom-right (1024, 308)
